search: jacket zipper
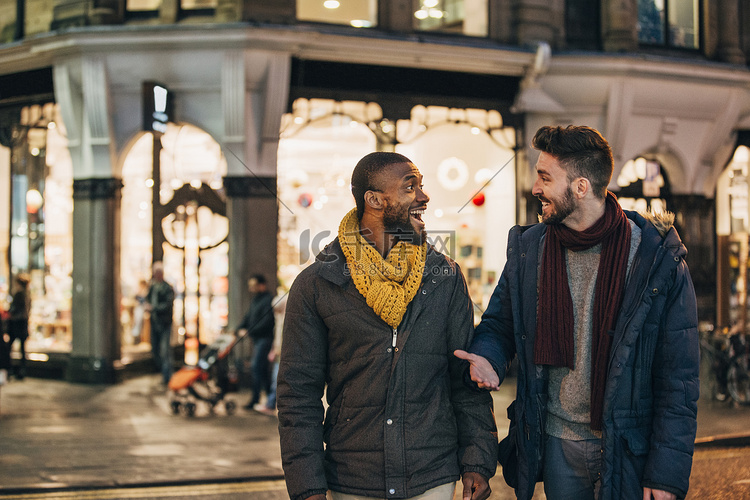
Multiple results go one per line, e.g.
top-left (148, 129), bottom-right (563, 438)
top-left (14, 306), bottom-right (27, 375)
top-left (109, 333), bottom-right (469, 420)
top-left (392, 328), bottom-right (398, 348)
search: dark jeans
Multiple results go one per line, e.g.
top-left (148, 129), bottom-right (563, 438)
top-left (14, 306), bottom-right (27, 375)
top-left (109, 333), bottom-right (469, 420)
top-left (150, 320), bottom-right (173, 384)
top-left (7, 319), bottom-right (28, 377)
top-left (249, 337), bottom-right (273, 406)
top-left (543, 434), bottom-right (603, 500)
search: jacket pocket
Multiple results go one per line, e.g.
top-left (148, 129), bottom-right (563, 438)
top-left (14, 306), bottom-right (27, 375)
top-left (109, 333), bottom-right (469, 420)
top-left (613, 428), bottom-right (649, 498)
top-left (498, 399), bottom-right (519, 489)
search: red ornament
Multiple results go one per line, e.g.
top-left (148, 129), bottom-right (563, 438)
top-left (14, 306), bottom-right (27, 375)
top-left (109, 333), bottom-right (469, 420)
top-left (298, 193), bottom-right (313, 208)
top-left (472, 192), bottom-right (486, 206)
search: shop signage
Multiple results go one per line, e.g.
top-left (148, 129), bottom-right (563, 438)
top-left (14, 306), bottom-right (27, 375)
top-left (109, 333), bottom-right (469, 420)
top-left (142, 81), bottom-right (172, 134)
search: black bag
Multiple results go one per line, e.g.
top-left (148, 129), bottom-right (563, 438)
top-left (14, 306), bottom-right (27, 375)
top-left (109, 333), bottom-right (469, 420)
top-left (497, 399), bottom-right (519, 489)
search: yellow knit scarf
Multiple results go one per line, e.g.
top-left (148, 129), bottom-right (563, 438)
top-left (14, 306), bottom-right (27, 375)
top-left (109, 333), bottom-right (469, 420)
top-left (339, 208), bottom-right (427, 329)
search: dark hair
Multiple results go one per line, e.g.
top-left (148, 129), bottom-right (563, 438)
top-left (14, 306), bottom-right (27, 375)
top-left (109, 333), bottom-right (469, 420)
top-left (351, 152), bottom-right (414, 219)
top-left (532, 125), bottom-right (613, 199)
top-left (250, 274), bottom-right (266, 285)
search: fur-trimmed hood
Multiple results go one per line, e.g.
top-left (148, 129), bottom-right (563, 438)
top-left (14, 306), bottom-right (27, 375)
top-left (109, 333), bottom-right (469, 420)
top-left (641, 210), bottom-right (675, 238)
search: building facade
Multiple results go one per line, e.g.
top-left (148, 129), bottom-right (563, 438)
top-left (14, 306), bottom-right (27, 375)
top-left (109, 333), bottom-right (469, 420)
top-left (1, 0), bottom-right (749, 382)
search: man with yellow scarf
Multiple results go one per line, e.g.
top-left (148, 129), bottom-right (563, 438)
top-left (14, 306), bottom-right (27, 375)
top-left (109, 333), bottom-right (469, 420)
top-left (278, 152), bottom-right (498, 500)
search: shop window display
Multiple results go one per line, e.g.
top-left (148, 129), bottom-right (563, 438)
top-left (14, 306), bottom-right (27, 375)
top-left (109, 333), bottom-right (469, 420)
top-left (414, 0), bottom-right (488, 37)
top-left (1, 103), bottom-right (73, 353)
top-left (120, 123), bottom-right (228, 364)
top-left (0, 0), bottom-right (17, 43)
top-left (277, 99), bottom-right (515, 313)
top-left (716, 146), bottom-right (750, 330)
top-left (296, 0), bottom-right (377, 28)
top-left (616, 157), bottom-right (670, 214)
top-left (638, 0), bottom-right (700, 49)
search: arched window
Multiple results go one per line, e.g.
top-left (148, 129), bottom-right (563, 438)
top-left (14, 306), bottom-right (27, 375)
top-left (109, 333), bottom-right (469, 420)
top-left (120, 123), bottom-right (228, 365)
top-left (616, 157), bottom-right (671, 214)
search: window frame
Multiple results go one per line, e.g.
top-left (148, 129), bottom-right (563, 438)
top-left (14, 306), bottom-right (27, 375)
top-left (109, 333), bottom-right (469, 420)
top-left (638, 0), bottom-right (702, 52)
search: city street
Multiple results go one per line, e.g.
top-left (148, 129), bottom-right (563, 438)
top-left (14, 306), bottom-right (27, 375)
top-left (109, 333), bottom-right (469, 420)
top-left (0, 373), bottom-right (748, 500)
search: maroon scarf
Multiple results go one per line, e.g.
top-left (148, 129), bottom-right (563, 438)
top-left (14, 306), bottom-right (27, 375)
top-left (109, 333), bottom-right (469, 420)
top-left (534, 191), bottom-right (631, 431)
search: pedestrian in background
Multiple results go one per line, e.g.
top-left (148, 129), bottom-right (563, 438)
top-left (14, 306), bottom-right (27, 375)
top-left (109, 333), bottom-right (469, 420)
top-left (131, 278), bottom-right (149, 344)
top-left (235, 274), bottom-right (275, 411)
top-left (7, 275), bottom-right (30, 380)
top-left (253, 285), bottom-right (287, 417)
top-left (146, 262), bottom-right (174, 387)
top-left (277, 152), bottom-right (497, 500)
top-left (456, 125), bottom-right (700, 500)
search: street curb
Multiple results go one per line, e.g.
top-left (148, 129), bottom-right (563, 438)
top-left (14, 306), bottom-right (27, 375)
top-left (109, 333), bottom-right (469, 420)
top-left (694, 432), bottom-right (750, 448)
top-left (0, 474), bottom-right (286, 495)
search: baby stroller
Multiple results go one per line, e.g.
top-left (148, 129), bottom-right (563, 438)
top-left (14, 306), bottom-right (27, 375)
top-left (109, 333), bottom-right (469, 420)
top-left (168, 333), bottom-right (240, 417)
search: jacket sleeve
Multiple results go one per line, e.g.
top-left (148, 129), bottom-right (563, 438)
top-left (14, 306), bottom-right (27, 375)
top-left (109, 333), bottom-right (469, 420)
top-left (469, 237), bottom-right (518, 382)
top-left (277, 272), bottom-right (329, 500)
top-left (152, 284), bottom-right (174, 316)
top-left (447, 265), bottom-right (498, 480)
top-left (641, 260), bottom-right (700, 499)
top-left (249, 294), bottom-right (275, 337)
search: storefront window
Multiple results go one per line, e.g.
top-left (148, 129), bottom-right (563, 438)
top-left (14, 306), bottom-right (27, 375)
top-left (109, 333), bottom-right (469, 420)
top-left (25, 0), bottom-right (54, 36)
top-left (414, 0), bottom-right (488, 37)
top-left (395, 105), bottom-right (514, 309)
top-left (3, 103), bottom-right (73, 353)
top-left (638, 0), bottom-right (700, 49)
top-left (297, 0), bottom-right (377, 28)
top-left (616, 157), bottom-right (670, 214)
top-left (566, 0), bottom-right (600, 49)
top-left (180, 0), bottom-right (216, 12)
top-left (120, 123), bottom-right (228, 364)
top-left (0, 0), bottom-right (17, 42)
top-left (277, 99), bottom-right (515, 312)
top-left (126, 0), bottom-right (161, 19)
top-left (717, 146), bottom-right (750, 329)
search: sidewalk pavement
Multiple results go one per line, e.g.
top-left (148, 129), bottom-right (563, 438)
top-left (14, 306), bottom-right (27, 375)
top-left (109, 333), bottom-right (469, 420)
top-left (0, 373), bottom-right (748, 495)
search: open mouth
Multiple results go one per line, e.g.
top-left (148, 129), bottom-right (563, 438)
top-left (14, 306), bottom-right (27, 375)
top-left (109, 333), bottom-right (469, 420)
top-left (410, 207), bottom-right (426, 225)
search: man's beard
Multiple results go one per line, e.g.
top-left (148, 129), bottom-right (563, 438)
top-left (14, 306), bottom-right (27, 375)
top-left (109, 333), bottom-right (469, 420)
top-left (383, 202), bottom-right (425, 246)
top-left (539, 185), bottom-right (576, 225)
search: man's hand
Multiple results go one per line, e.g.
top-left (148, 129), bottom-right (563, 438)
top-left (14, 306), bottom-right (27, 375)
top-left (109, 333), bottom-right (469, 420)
top-left (461, 471), bottom-right (491, 500)
top-left (643, 487), bottom-right (676, 500)
top-left (454, 350), bottom-right (500, 390)
top-left (305, 495), bottom-right (326, 500)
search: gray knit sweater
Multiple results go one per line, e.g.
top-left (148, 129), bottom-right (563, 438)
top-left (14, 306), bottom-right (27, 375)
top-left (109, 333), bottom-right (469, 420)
top-left (546, 220), bottom-right (642, 440)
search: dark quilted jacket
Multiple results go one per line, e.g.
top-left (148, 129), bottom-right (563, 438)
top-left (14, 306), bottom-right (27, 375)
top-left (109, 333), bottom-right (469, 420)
top-left (278, 238), bottom-right (498, 500)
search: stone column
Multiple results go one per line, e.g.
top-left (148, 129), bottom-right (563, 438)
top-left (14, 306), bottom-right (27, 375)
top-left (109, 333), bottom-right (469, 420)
top-left (224, 176), bottom-right (278, 331)
top-left (717, 0), bottom-right (745, 64)
top-left (379, 0), bottom-right (414, 32)
top-left (602, 0), bottom-right (638, 52)
top-left (67, 178), bottom-right (122, 383)
top-left (512, 0), bottom-right (555, 45)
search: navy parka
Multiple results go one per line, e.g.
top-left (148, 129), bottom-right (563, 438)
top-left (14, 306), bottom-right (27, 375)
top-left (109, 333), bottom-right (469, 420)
top-left (470, 211), bottom-right (699, 499)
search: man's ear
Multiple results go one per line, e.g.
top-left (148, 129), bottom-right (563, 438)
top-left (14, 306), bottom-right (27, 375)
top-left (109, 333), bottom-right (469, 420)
top-left (364, 190), bottom-right (384, 210)
top-left (574, 177), bottom-right (590, 199)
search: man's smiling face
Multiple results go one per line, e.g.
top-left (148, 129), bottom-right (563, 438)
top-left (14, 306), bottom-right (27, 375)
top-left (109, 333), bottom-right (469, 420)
top-left (532, 152), bottom-right (578, 225)
top-left (376, 162), bottom-right (430, 245)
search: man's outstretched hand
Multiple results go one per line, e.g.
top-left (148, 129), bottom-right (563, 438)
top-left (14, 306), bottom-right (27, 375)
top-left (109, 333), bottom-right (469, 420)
top-left (461, 471), bottom-right (491, 500)
top-left (454, 350), bottom-right (501, 390)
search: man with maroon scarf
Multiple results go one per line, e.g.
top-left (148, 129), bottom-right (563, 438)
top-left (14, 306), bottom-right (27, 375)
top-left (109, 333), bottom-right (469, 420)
top-left (456, 125), bottom-right (699, 500)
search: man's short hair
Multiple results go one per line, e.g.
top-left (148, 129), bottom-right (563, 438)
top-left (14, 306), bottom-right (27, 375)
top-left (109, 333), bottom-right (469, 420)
top-left (250, 274), bottom-right (266, 285)
top-left (351, 152), bottom-right (415, 219)
top-left (532, 125), bottom-right (613, 199)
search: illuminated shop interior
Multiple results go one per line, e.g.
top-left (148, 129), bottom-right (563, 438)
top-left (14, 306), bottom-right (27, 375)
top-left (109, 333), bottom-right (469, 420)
top-left (120, 123), bottom-right (229, 365)
top-left (716, 146), bottom-right (750, 330)
top-left (0, 103), bottom-right (73, 355)
top-left (296, 0), bottom-right (488, 36)
top-left (277, 98), bottom-right (516, 312)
